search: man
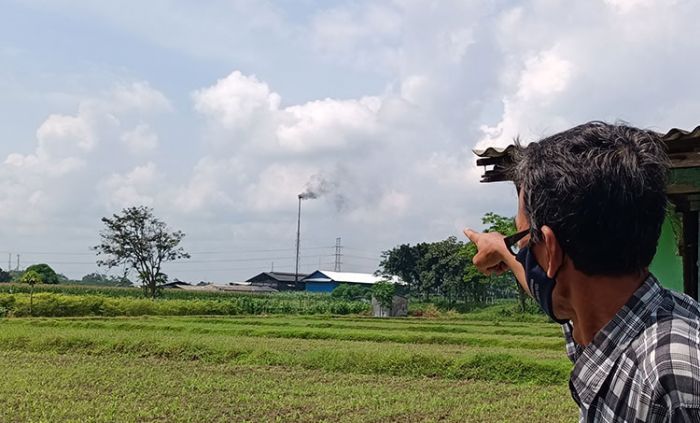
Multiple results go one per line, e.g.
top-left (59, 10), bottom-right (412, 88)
top-left (465, 122), bottom-right (700, 422)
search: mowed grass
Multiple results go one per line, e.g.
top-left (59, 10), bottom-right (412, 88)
top-left (0, 315), bottom-right (578, 422)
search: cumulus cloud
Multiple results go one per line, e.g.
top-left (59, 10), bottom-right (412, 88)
top-left (121, 124), bottom-right (159, 155)
top-left (4, 0), bottom-right (700, 281)
top-left (193, 71), bottom-right (280, 131)
top-left (192, 71), bottom-right (384, 156)
top-left (100, 162), bottom-right (162, 210)
top-left (0, 82), bottom-right (171, 226)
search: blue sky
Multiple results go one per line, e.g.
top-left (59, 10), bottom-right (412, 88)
top-left (1, 0), bottom-right (699, 282)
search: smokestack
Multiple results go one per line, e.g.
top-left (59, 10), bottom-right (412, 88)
top-left (295, 194), bottom-right (302, 284)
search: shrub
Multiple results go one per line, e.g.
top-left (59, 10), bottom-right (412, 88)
top-left (331, 284), bottom-right (370, 301)
top-left (371, 281), bottom-right (396, 309)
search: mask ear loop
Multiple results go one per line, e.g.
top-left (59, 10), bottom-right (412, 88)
top-left (549, 248), bottom-right (568, 324)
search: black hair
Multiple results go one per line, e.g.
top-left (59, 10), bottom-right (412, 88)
top-left (514, 121), bottom-right (669, 276)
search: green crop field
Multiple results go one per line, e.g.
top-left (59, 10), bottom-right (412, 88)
top-left (0, 313), bottom-right (578, 422)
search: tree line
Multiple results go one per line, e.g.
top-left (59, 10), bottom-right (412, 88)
top-left (3, 207), bottom-right (527, 308)
top-left (0, 264), bottom-right (133, 287)
top-left (377, 212), bottom-right (527, 309)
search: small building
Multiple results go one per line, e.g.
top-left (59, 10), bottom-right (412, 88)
top-left (246, 272), bottom-right (308, 291)
top-left (372, 295), bottom-right (409, 317)
top-left (302, 270), bottom-right (403, 293)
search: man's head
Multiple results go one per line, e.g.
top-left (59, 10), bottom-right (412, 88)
top-left (513, 121), bottom-right (669, 277)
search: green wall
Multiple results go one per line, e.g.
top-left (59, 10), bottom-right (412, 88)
top-left (649, 213), bottom-right (684, 292)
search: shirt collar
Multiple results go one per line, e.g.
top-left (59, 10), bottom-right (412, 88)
top-left (570, 274), bottom-right (664, 408)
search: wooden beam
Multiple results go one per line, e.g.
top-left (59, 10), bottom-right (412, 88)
top-left (670, 152), bottom-right (700, 169)
top-left (682, 211), bottom-right (699, 301)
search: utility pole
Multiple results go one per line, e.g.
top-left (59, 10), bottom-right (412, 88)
top-left (16, 254), bottom-right (20, 271)
top-left (8, 253), bottom-right (11, 271)
top-left (334, 237), bottom-right (342, 272)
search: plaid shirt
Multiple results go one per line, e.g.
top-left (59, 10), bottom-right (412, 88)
top-left (563, 274), bottom-right (700, 422)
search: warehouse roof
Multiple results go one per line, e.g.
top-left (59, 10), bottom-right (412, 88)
top-left (303, 270), bottom-right (404, 285)
top-left (246, 271), bottom-right (309, 283)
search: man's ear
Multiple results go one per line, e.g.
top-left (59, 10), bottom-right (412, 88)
top-left (540, 225), bottom-right (564, 278)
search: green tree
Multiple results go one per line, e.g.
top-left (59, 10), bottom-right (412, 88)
top-left (372, 281), bottom-right (396, 310)
top-left (480, 212), bottom-right (527, 311)
top-left (20, 269), bottom-right (42, 315)
top-left (0, 268), bottom-right (11, 283)
top-left (94, 206), bottom-right (190, 299)
top-left (417, 237), bottom-right (468, 304)
top-left (378, 243), bottom-right (427, 295)
top-left (25, 263), bottom-right (59, 285)
top-left (78, 273), bottom-right (132, 287)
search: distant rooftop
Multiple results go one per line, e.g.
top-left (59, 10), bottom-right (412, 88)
top-left (303, 270), bottom-right (404, 285)
top-left (246, 271), bottom-right (309, 283)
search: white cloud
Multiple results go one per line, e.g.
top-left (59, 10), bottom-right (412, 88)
top-left (277, 97), bottom-right (381, 153)
top-left (517, 50), bottom-right (573, 101)
top-left (4, 0), bottom-right (700, 281)
top-left (172, 157), bottom-right (243, 214)
top-left (477, 48), bottom-right (574, 149)
top-left (192, 71), bottom-right (280, 131)
top-left (192, 71), bottom-right (383, 155)
top-left (121, 124), bottom-right (159, 155)
top-left (311, 3), bottom-right (403, 71)
top-left (37, 113), bottom-right (96, 155)
top-left (100, 162), bottom-right (162, 210)
top-left (111, 82), bottom-right (172, 114)
top-left (0, 81), bottom-right (171, 227)
top-left (604, 0), bottom-right (663, 14)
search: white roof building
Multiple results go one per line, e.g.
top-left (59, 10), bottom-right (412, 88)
top-left (303, 270), bottom-right (404, 287)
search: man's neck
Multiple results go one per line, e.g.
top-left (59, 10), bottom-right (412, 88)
top-left (568, 271), bottom-right (648, 346)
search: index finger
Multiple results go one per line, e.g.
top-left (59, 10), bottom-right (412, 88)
top-left (463, 228), bottom-right (481, 243)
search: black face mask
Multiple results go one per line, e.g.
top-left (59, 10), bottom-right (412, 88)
top-left (515, 246), bottom-right (568, 324)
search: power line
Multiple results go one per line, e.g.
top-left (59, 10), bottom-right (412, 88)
top-left (25, 254), bottom-right (337, 266)
top-left (343, 254), bottom-right (379, 261)
top-left (0, 245), bottom-right (340, 257)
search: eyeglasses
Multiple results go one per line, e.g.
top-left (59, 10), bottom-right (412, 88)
top-left (503, 228), bottom-right (530, 256)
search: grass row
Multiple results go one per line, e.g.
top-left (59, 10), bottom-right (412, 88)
top-left (5, 316), bottom-right (565, 350)
top-left (0, 283), bottom-right (551, 322)
top-left (0, 351), bottom-right (578, 422)
top-left (16, 313), bottom-right (563, 338)
top-left (0, 317), bottom-right (571, 385)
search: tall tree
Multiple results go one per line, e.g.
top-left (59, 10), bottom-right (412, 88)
top-left (94, 206), bottom-right (190, 299)
top-left (378, 243), bottom-right (428, 295)
top-left (417, 237), bottom-right (467, 303)
top-left (25, 263), bottom-right (59, 284)
top-left (480, 212), bottom-right (527, 311)
top-left (20, 270), bottom-right (42, 315)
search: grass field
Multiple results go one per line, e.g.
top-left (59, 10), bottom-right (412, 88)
top-left (0, 314), bottom-right (578, 422)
